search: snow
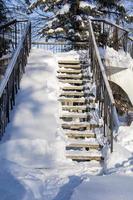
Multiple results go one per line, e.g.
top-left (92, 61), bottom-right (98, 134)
top-left (76, 15), bottom-right (82, 21)
top-left (70, 175), bottom-right (133, 200)
top-left (47, 29), bottom-right (54, 34)
top-left (80, 1), bottom-right (96, 9)
top-left (99, 46), bottom-right (133, 70)
top-left (58, 4), bottom-right (70, 15)
top-left (117, 122), bottom-right (133, 152)
top-left (0, 47), bottom-right (133, 199)
top-left (104, 142), bottom-right (132, 174)
top-left (0, 49), bottom-right (103, 199)
top-left (55, 27), bottom-right (64, 33)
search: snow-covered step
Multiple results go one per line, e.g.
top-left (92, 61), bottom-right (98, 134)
top-left (60, 112), bottom-right (88, 120)
top-left (65, 130), bottom-right (96, 138)
top-left (59, 97), bottom-right (95, 105)
top-left (62, 105), bottom-right (87, 112)
top-left (58, 97), bottom-right (85, 104)
top-left (59, 79), bottom-right (83, 84)
top-left (57, 73), bottom-right (82, 79)
top-left (66, 138), bottom-right (101, 150)
top-left (66, 150), bottom-right (103, 161)
top-left (61, 85), bottom-right (84, 91)
top-left (62, 122), bottom-right (100, 130)
top-left (58, 60), bottom-right (80, 65)
top-left (60, 91), bottom-right (84, 97)
top-left (59, 64), bottom-right (81, 69)
top-left (58, 68), bottom-right (81, 74)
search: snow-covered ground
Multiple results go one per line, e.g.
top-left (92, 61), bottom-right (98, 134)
top-left (0, 48), bottom-right (133, 199)
top-left (0, 49), bottom-right (102, 200)
top-left (70, 175), bottom-right (133, 200)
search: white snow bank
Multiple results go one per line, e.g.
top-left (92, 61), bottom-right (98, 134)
top-left (117, 123), bottom-right (133, 152)
top-left (104, 142), bottom-right (132, 174)
top-left (0, 139), bottom-right (66, 168)
top-left (99, 46), bottom-right (133, 70)
top-left (104, 123), bottom-right (133, 174)
top-left (70, 175), bottom-right (133, 200)
top-left (0, 48), bottom-right (67, 168)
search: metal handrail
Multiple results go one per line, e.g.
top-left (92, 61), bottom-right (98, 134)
top-left (91, 18), bottom-right (129, 33)
top-left (0, 20), bottom-right (17, 29)
top-left (0, 19), bottom-right (28, 29)
top-left (88, 19), bottom-right (120, 152)
top-left (32, 41), bottom-right (87, 45)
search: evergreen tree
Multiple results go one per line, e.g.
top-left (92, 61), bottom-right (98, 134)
top-left (29, 0), bottom-right (97, 42)
top-left (0, 0), bottom-right (8, 24)
top-left (0, 0), bottom-right (8, 57)
top-left (96, 0), bottom-right (128, 25)
top-left (29, 0), bottom-right (132, 40)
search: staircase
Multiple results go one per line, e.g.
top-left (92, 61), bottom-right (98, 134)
top-left (57, 58), bottom-right (103, 162)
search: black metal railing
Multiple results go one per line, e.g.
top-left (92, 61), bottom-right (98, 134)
top-left (88, 19), bottom-right (119, 152)
top-left (91, 18), bottom-right (133, 58)
top-left (0, 20), bottom-right (31, 138)
top-left (32, 41), bottom-right (88, 53)
top-left (0, 20), bottom-right (29, 57)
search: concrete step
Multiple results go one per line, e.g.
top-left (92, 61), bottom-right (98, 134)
top-left (58, 97), bottom-right (85, 104)
top-left (58, 97), bottom-right (95, 105)
top-left (62, 105), bottom-right (87, 112)
top-left (66, 150), bottom-right (103, 161)
top-left (61, 85), bottom-right (84, 91)
top-left (58, 60), bottom-right (80, 65)
top-left (58, 68), bottom-right (81, 74)
top-left (60, 112), bottom-right (88, 120)
top-left (59, 64), bottom-right (81, 69)
top-left (62, 122), bottom-right (100, 130)
top-left (60, 91), bottom-right (84, 97)
top-left (66, 138), bottom-right (101, 150)
top-left (59, 79), bottom-right (83, 84)
top-left (57, 73), bottom-right (82, 79)
top-left (65, 130), bottom-right (96, 138)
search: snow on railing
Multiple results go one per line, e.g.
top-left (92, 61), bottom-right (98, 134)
top-left (88, 19), bottom-right (120, 152)
top-left (0, 20), bottom-right (31, 138)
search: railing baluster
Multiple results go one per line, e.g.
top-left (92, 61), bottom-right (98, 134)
top-left (0, 20), bottom-right (31, 138)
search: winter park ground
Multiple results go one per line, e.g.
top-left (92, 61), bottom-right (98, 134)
top-left (0, 48), bottom-right (133, 200)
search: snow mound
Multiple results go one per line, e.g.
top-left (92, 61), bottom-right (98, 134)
top-left (99, 47), bottom-right (133, 70)
top-left (0, 139), bottom-right (66, 168)
top-left (117, 123), bottom-right (133, 152)
top-left (104, 142), bottom-right (132, 174)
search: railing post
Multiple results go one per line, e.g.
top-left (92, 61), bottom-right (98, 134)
top-left (123, 32), bottom-right (128, 53)
top-left (15, 22), bottom-right (17, 48)
top-left (110, 104), bottom-right (114, 153)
